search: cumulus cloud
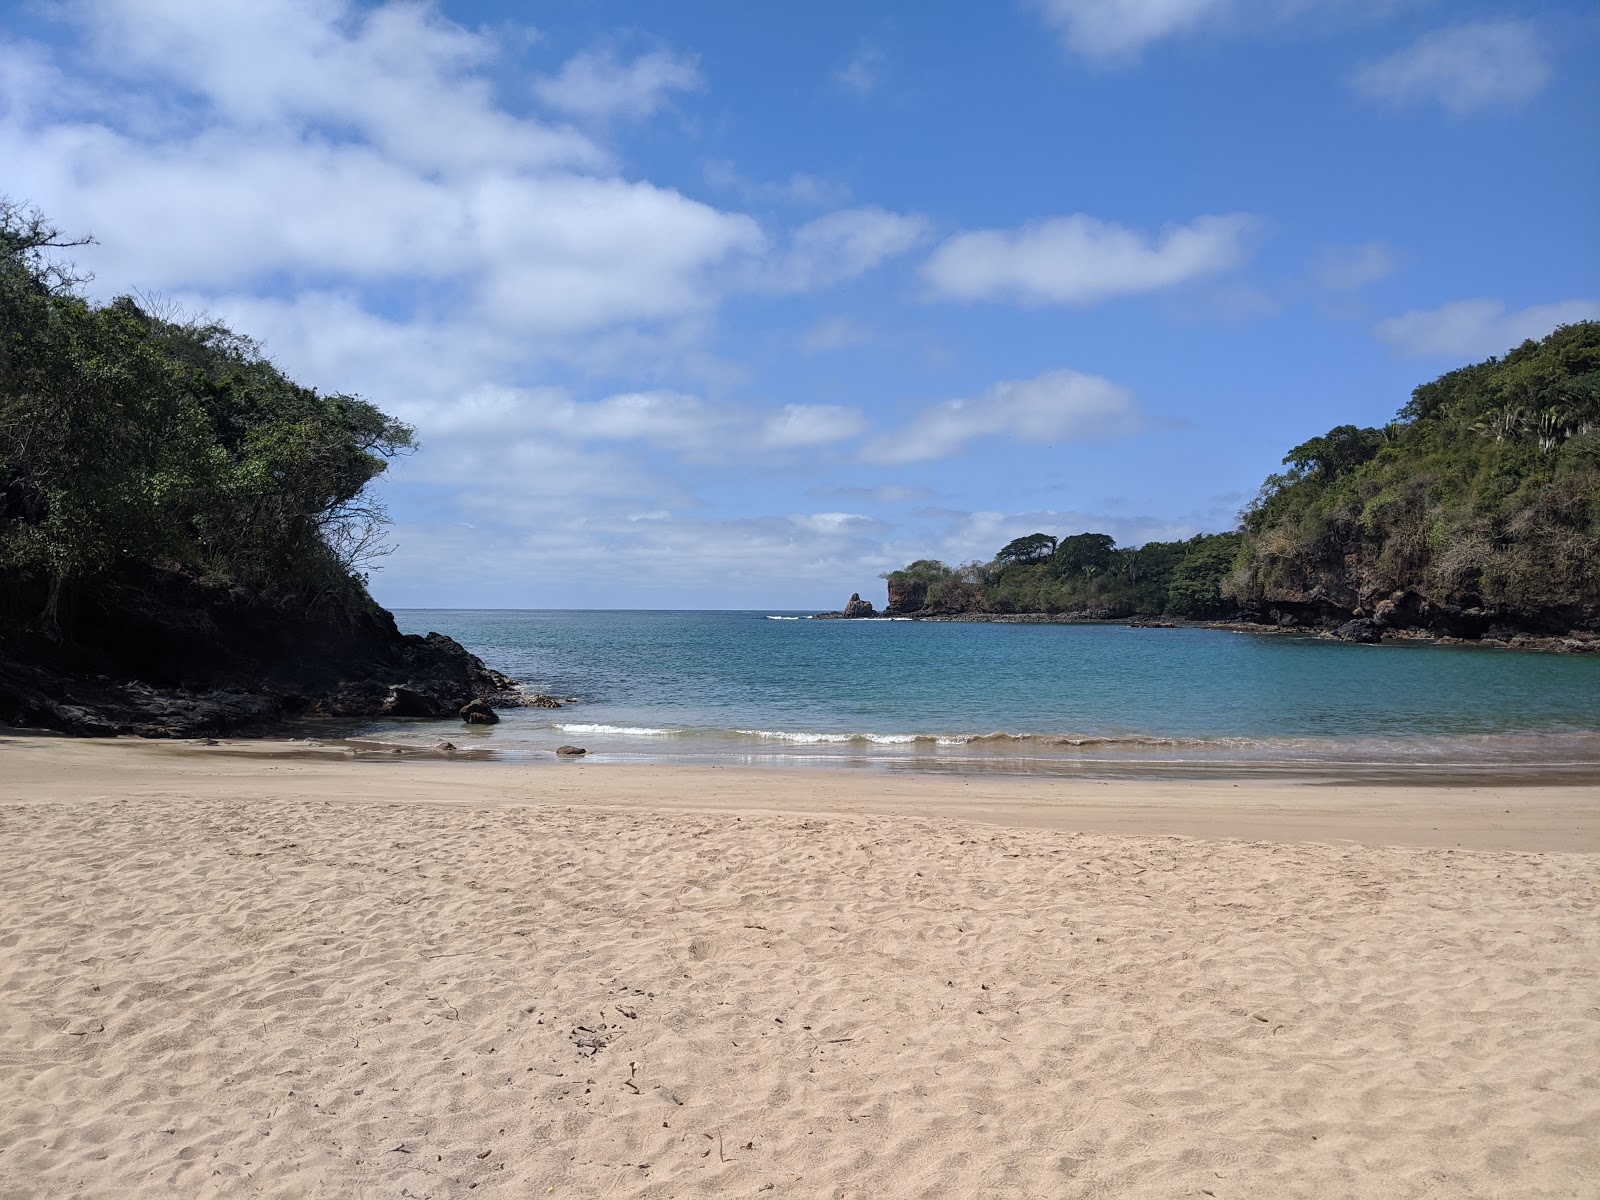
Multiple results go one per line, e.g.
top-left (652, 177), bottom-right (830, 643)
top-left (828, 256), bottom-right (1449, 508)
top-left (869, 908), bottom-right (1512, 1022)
top-left (861, 369), bottom-right (1145, 464)
top-left (770, 207), bottom-right (931, 292)
top-left (762, 405), bottom-right (869, 448)
top-left (1353, 21), bottom-right (1550, 114)
top-left (1028, 0), bottom-right (1228, 60)
top-left (1372, 298), bottom-right (1600, 359)
top-left (533, 48), bottom-right (704, 121)
top-left (1312, 242), bottom-right (1395, 292)
top-left (922, 213), bottom-right (1254, 306)
top-left (1, 4), bottom-right (760, 337)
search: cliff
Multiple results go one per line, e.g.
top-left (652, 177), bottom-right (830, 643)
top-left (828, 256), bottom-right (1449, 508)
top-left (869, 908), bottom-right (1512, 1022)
top-left (0, 565), bottom-right (520, 737)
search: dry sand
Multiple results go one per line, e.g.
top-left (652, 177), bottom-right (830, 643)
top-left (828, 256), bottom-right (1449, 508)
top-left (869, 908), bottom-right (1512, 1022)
top-left (1, 735), bottom-right (1596, 1198)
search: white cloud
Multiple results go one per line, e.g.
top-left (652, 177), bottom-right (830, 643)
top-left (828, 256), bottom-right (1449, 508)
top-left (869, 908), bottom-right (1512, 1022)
top-left (771, 207), bottom-right (931, 292)
top-left (802, 316), bottom-right (874, 354)
top-left (836, 44), bottom-right (883, 95)
top-left (789, 512), bottom-right (877, 535)
top-left (73, 0), bottom-right (603, 173)
top-left (703, 161), bottom-right (853, 209)
top-left (1313, 242), bottom-right (1395, 292)
top-left (533, 48), bottom-right (704, 121)
top-left (1, 7), bottom-right (760, 338)
top-left (762, 405), bottom-right (869, 448)
top-left (1372, 298), bottom-right (1600, 358)
top-left (1353, 21), bottom-right (1550, 115)
top-left (861, 369), bottom-right (1145, 464)
top-left (922, 213), bottom-right (1254, 306)
top-left (1028, 0), bottom-right (1228, 60)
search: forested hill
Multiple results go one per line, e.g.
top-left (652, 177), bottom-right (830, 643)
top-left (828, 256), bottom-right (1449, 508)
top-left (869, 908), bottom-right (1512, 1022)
top-left (1230, 321), bottom-right (1598, 639)
top-left (879, 323), bottom-right (1600, 647)
top-left (0, 203), bottom-right (517, 736)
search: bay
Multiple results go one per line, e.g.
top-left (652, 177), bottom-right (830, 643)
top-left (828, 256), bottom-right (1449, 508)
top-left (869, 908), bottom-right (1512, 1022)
top-left (361, 611), bottom-right (1600, 773)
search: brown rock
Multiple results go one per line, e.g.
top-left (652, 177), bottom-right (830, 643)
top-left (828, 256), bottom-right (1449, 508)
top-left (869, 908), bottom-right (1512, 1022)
top-left (842, 592), bottom-right (877, 618)
top-left (554, 744), bottom-right (587, 757)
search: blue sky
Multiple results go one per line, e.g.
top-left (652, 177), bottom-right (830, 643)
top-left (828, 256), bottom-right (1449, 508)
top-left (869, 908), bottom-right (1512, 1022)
top-left (3, 0), bottom-right (1596, 608)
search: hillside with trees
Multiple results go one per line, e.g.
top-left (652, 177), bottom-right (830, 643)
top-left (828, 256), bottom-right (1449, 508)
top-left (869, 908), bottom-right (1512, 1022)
top-left (0, 203), bottom-right (517, 735)
top-left (879, 323), bottom-right (1599, 646)
top-left (1229, 321), bottom-right (1598, 640)
top-left (883, 530), bottom-right (1243, 620)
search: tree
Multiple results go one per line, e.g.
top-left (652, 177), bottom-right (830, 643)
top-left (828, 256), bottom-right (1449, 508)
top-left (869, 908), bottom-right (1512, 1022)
top-left (996, 532), bottom-right (1057, 565)
top-left (0, 202), bottom-right (416, 632)
top-left (1282, 424), bottom-right (1385, 482)
top-left (1051, 532), bottom-right (1117, 578)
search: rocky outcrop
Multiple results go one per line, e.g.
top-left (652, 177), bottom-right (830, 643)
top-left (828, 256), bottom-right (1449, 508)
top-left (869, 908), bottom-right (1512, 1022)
top-left (0, 564), bottom-right (521, 738)
top-left (814, 591), bottom-right (882, 619)
top-left (886, 577), bottom-right (927, 615)
top-left (842, 593), bottom-right (877, 618)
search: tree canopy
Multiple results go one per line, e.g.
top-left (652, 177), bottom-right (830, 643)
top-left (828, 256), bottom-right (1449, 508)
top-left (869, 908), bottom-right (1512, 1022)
top-left (0, 202), bottom-right (415, 626)
top-left (1232, 321), bottom-right (1600, 620)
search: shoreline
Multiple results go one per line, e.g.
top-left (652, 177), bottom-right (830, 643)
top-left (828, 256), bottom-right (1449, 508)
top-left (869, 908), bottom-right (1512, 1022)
top-left (4, 733), bottom-right (1595, 852)
top-left (812, 610), bottom-right (1600, 653)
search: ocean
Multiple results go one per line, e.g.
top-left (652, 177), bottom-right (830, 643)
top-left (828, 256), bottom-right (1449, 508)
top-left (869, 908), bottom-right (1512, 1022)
top-left (373, 610), bottom-right (1600, 775)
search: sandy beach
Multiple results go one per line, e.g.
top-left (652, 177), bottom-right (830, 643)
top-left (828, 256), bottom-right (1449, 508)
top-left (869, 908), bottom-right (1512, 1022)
top-left (1, 735), bottom-right (1596, 1198)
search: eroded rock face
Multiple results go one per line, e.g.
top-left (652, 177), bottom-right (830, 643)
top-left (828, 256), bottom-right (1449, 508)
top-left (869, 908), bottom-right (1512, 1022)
top-left (842, 593), bottom-right (877, 618)
top-left (886, 577), bottom-right (927, 615)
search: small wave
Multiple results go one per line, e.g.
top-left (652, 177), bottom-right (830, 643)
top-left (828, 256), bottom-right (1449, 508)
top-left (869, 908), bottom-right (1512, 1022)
top-left (765, 615), bottom-right (803, 620)
top-left (554, 723), bottom-right (678, 737)
top-left (736, 729), bottom-right (931, 745)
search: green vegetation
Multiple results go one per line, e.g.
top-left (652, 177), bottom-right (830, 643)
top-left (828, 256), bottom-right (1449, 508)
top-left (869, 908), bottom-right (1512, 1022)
top-left (885, 530), bottom-right (1243, 618)
top-left (1231, 322), bottom-right (1600, 623)
top-left (884, 323), bottom-right (1599, 631)
top-left (0, 202), bottom-right (414, 629)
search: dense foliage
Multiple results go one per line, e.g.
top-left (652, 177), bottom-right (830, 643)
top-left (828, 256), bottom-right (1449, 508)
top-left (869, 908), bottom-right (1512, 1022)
top-left (0, 203), bottom-right (414, 627)
top-left (884, 529), bottom-right (1244, 618)
top-left (1230, 322), bottom-right (1600, 621)
top-left (884, 325), bottom-right (1598, 630)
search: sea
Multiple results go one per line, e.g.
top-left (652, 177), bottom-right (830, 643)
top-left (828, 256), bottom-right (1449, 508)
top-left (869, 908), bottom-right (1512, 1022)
top-left (366, 610), bottom-right (1600, 778)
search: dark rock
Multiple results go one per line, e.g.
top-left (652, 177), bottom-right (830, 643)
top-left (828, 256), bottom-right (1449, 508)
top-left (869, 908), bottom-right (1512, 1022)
top-left (842, 593), bottom-right (877, 618)
top-left (0, 563), bottom-right (520, 739)
top-left (459, 698), bottom-right (498, 725)
top-left (527, 693), bottom-right (563, 709)
top-left (554, 744), bottom-right (587, 756)
top-left (1333, 618), bottom-right (1384, 644)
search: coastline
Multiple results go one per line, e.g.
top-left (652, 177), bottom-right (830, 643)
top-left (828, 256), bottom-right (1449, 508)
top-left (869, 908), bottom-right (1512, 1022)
top-left (815, 610), bottom-right (1600, 654)
top-left (5, 730), bottom-right (1595, 853)
top-left (3, 735), bottom-right (1596, 1196)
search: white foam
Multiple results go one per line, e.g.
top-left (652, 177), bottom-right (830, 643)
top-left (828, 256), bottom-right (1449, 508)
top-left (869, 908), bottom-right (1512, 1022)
top-left (735, 729), bottom-right (922, 745)
top-left (553, 723), bottom-right (676, 737)
top-left (737, 729), bottom-right (854, 743)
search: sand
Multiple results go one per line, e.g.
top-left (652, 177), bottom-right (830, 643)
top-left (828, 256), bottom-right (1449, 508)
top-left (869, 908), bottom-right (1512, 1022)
top-left (1, 736), bottom-right (1596, 1198)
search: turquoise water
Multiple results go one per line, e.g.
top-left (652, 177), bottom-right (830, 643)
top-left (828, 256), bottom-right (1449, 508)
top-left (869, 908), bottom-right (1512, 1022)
top-left (377, 610), bottom-right (1600, 771)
